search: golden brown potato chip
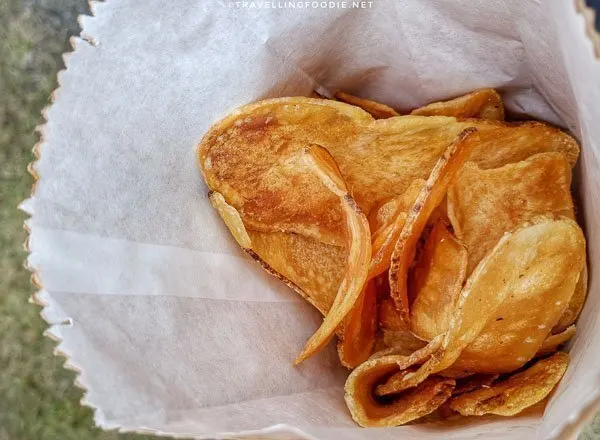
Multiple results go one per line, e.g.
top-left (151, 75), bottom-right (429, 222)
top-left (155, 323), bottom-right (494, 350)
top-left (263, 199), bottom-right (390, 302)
top-left (209, 144), bottom-right (371, 364)
top-left (246, 230), bottom-right (345, 315)
top-left (377, 217), bottom-right (585, 393)
top-left (409, 219), bottom-right (468, 340)
top-left (293, 146), bottom-right (371, 364)
top-left (553, 266), bottom-right (587, 333)
top-left (367, 179), bottom-right (425, 237)
top-left (389, 128), bottom-right (477, 321)
top-left (199, 98), bottom-right (579, 232)
top-left (344, 339), bottom-right (451, 427)
top-left (536, 326), bottom-right (576, 358)
top-left (335, 91), bottom-right (400, 119)
top-left (379, 297), bottom-right (407, 332)
top-left (337, 279), bottom-right (378, 368)
top-left (448, 352), bottom-right (569, 416)
top-left (447, 152), bottom-right (574, 275)
top-left (411, 89), bottom-right (504, 120)
top-left (468, 120), bottom-right (579, 169)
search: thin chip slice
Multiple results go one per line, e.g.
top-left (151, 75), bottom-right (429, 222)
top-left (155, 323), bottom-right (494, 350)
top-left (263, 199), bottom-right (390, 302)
top-left (389, 128), bottom-right (477, 321)
top-left (210, 144), bottom-right (371, 364)
top-left (335, 91), bottom-right (400, 119)
top-left (337, 279), bottom-right (378, 368)
top-left (447, 152), bottom-right (574, 274)
top-left (344, 338), bottom-right (451, 427)
top-left (368, 180), bottom-right (425, 237)
top-left (536, 326), bottom-right (576, 358)
top-left (294, 146), bottom-right (371, 364)
top-left (376, 217), bottom-right (585, 394)
top-left (553, 266), bottom-right (587, 333)
top-left (448, 352), bottom-right (569, 416)
top-left (200, 98), bottom-right (579, 235)
top-left (411, 89), bottom-right (504, 120)
top-left (409, 219), bottom-right (468, 340)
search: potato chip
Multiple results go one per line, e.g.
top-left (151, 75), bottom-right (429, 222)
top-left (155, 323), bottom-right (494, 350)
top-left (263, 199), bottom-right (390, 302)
top-left (199, 98), bottom-right (579, 230)
top-left (374, 330), bottom-right (427, 358)
top-left (293, 146), bottom-right (371, 364)
top-left (335, 91), bottom-right (400, 119)
top-left (448, 352), bottom-right (569, 416)
top-left (389, 128), bottom-right (477, 321)
top-left (209, 144), bottom-right (371, 364)
top-left (447, 152), bottom-right (574, 275)
top-left (553, 266), bottom-right (587, 333)
top-left (368, 179), bottom-right (425, 237)
top-left (246, 230), bottom-right (345, 315)
top-left (468, 120), bottom-right (579, 169)
top-left (411, 89), bottom-right (504, 120)
top-left (409, 220), bottom-right (468, 340)
top-left (441, 216), bottom-right (585, 375)
top-left (344, 338), bottom-right (451, 427)
top-left (377, 217), bottom-right (585, 394)
top-left (536, 325), bottom-right (576, 358)
top-left (337, 279), bottom-right (378, 368)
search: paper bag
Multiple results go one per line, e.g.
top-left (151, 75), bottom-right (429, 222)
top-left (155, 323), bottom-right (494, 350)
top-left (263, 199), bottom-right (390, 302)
top-left (23, 0), bottom-right (600, 438)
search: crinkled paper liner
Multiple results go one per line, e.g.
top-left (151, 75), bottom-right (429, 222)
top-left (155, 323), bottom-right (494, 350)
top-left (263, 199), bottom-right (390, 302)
top-left (20, 1), bottom-right (600, 439)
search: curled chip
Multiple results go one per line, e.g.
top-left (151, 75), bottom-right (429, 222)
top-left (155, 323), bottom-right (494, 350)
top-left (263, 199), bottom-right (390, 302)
top-left (337, 279), bottom-right (378, 368)
top-left (344, 338), bottom-right (451, 427)
top-left (293, 146), bottom-right (371, 364)
top-left (335, 91), bottom-right (400, 119)
top-left (409, 219), bottom-right (468, 340)
top-left (375, 217), bottom-right (585, 396)
top-left (447, 152), bottom-right (574, 274)
top-left (536, 326), bottom-right (576, 358)
top-left (411, 88), bottom-right (504, 120)
top-left (210, 144), bottom-right (371, 364)
top-left (389, 128), bottom-right (477, 322)
top-left (449, 352), bottom-right (569, 416)
top-left (553, 266), bottom-right (587, 334)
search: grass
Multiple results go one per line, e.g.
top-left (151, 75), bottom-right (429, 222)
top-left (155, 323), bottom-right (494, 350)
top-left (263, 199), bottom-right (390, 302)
top-left (0, 0), bottom-right (599, 439)
top-left (0, 0), bottom-right (150, 438)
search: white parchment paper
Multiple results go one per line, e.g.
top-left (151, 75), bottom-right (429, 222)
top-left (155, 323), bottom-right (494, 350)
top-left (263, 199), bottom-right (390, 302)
top-left (24, 0), bottom-right (600, 438)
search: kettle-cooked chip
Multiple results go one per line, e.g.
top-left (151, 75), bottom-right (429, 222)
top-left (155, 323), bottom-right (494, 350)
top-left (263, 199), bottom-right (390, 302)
top-left (411, 89), bottom-right (504, 120)
top-left (389, 128), bottom-right (477, 321)
top-left (335, 91), bottom-right (400, 119)
top-left (553, 266), bottom-right (587, 334)
top-left (246, 230), bottom-right (345, 315)
top-left (448, 352), bottom-right (569, 416)
top-left (375, 218), bottom-right (585, 396)
top-left (344, 338), bottom-right (450, 427)
top-left (447, 150), bottom-right (586, 345)
top-left (447, 152), bottom-right (574, 275)
top-left (337, 279), bottom-right (378, 368)
top-left (209, 144), bottom-right (371, 364)
top-left (536, 325), bottom-right (576, 358)
top-left (409, 220), bottom-right (468, 340)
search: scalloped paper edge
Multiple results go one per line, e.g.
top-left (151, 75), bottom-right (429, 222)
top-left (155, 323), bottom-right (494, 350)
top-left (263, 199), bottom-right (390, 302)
top-left (20, 0), bottom-right (600, 438)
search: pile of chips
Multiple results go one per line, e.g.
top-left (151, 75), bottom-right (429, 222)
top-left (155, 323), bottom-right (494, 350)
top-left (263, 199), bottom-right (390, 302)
top-left (198, 89), bottom-right (586, 427)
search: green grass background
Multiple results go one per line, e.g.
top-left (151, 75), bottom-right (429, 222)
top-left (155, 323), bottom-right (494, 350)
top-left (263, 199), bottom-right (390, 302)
top-left (0, 0), bottom-right (598, 439)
